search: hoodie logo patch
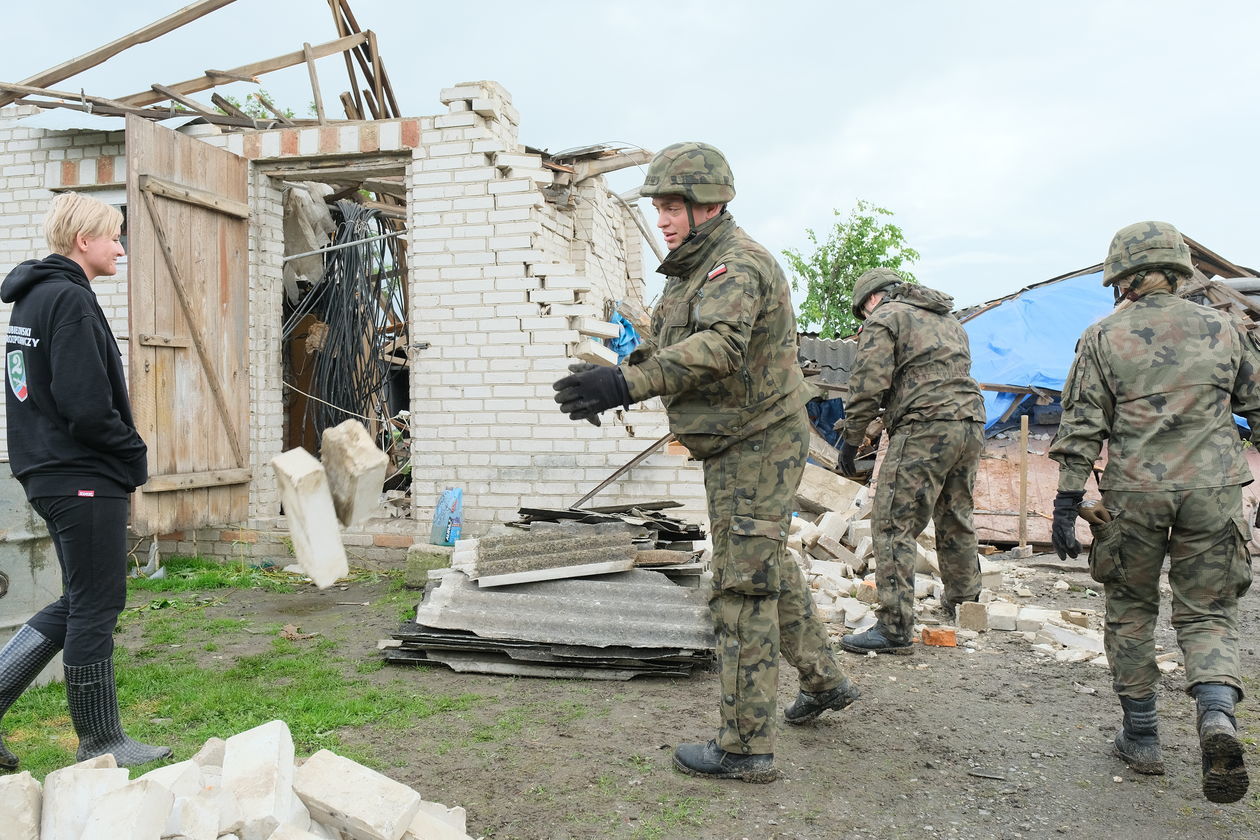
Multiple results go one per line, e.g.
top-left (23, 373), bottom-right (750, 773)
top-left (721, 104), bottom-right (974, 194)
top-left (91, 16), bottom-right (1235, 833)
top-left (7, 350), bottom-right (27, 402)
top-left (77, 490), bottom-right (95, 497)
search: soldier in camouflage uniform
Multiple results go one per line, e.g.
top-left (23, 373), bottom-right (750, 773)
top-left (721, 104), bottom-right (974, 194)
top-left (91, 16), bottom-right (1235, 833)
top-left (1049, 221), bottom-right (1256, 803)
top-left (553, 142), bottom-right (859, 783)
top-left (837, 268), bottom-right (986, 655)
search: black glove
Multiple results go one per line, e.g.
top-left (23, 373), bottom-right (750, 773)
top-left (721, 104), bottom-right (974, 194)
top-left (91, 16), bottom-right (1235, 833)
top-left (1051, 490), bottom-right (1084, 560)
top-left (553, 364), bottom-right (630, 425)
top-left (837, 440), bottom-right (858, 476)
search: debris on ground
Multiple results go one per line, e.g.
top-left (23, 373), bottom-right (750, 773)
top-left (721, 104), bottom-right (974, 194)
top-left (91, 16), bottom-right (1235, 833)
top-left (0, 719), bottom-right (472, 840)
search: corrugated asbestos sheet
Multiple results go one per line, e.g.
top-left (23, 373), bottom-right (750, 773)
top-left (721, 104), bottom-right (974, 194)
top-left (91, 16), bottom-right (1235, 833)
top-left (386, 569), bottom-right (715, 680)
top-left (798, 335), bottom-right (858, 387)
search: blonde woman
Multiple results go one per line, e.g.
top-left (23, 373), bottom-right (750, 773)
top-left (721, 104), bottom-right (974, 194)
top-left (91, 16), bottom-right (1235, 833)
top-left (0, 192), bottom-right (169, 769)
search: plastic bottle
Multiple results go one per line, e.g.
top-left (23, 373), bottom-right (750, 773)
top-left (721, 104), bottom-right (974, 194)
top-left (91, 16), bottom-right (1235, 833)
top-left (430, 487), bottom-right (463, 546)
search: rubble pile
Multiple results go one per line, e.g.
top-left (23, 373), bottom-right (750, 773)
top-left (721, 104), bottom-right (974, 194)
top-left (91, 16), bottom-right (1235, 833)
top-left (0, 719), bottom-right (472, 840)
top-left (791, 465), bottom-right (1157, 671)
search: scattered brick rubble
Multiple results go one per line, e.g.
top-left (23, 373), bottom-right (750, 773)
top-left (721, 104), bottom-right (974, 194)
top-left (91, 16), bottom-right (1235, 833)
top-left (0, 719), bottom-right (473, 840)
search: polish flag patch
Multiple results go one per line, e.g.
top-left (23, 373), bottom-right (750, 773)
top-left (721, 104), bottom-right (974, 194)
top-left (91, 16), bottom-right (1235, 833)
top-left (707, 264), bottom-right (727, 280)
top-left (77, 490), bottom-right (95, 497)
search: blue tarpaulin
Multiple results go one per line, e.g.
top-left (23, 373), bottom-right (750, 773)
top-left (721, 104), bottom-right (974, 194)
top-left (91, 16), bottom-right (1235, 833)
top-left (962, 271), bottom-right (1113, 429)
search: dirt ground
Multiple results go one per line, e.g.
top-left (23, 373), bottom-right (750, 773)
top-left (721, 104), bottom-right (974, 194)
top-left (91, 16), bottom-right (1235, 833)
top-left (118, 553), bottom-right (1259, 840)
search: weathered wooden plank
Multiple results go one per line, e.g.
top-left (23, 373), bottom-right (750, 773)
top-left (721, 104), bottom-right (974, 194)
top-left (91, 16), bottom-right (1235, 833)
top-left (140, 173), bottom-right (249, 219)
top-left (0, 0), bottom-right (239, 108)
top-left (138, 333), bottom-right (190, 348)
top-left (303, 42), bottom-right (326, 124)
top-left (150, 84), bottom-right (216, 116)
top-left (145, 469), bottom-right (251, 492)
top-left (117, 32), bottom-right (369, 107)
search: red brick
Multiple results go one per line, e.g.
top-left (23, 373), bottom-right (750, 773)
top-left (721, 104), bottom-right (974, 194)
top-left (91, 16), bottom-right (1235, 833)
top-left (60, 160), bottom-right (78, 187)
top-left (373, 533), bottom-right (415, 549)
top-left (921, 627), bottom-right (957, 647)
top-left (243, 134), bottom-right (261, 160)
top-left (319, 126), bottom-right (339, 154)
top-left (157, 531), bottom-right (185, 541)
top-left (220, 530), bottom-right (258, 543)
top-left (400, 120), bottom-right (420, 148)
top-left (96, 156), bottom-right (114, 184)
top-left (280, 129), bottom-right (299, 156)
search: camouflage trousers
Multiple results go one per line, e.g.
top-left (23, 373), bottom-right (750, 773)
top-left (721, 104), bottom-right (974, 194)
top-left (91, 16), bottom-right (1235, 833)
top-left (872, 420), bottom-right (983, 639)
top-left (1099, 485), bottom-right (1253, 699)
top-left (703, 408), bottom-right (849, 755)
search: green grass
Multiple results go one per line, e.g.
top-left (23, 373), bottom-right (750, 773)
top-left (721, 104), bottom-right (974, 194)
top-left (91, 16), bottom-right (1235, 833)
top-left (5, 636), bottom-right (482, 779)
top-left (128, 554), bottom-right (298, 594)
top-left (631, 796), bottom-right (710, 840)
top-left (2, 558), bottom-right (480, 780)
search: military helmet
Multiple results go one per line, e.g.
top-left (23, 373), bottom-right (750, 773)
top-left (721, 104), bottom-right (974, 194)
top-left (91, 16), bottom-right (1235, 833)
top-left (1103, 221), bottom-right (1193, 287)
top-left (851, 267), bottom-right (903, 320)
top-left (640, 142), bottom-right (735, 205)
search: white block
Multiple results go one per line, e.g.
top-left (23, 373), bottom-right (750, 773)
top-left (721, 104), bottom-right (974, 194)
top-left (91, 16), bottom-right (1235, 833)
top-left (987, 601), bottom-right (1019, 631)
top-left (267, 825), bottom-right (326, 840)
top-left (271, 448), bottom-right (349, 589)
top-left (1015, 607), bottom-right (1058, 633)
top-left (80, 779), bottom-right (174, 840)
top-left (191, 737), bottom-right (226, 768)
top-left (320, 420), bottom-right (390, 526)
top-left (568, 340), bottom-right (617, 366)
top-left (0, 770), bottom-right (41, 840)
top-left (293, 749), bottom-right (422, 840)
top-left (814, 510), bottom-right (855, 545)
top-left (139, 758), bottom-right (202, 798)
top-left (165, 793), bottom-right (221, 840)
top-left (40, 764), bottom-right (130, 840)
top-left (222, 720), bottom-right (296, 840)
top-left (570, 316), bottom-right (622, 340)
top-left (401, 802), bottom-right (473, 839)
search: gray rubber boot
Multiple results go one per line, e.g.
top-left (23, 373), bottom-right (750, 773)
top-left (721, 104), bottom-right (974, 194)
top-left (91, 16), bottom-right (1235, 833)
top-left (0, 625), bottom-right (61, 770)
top-left (1114, 694), bottom-right (1165, 775)
top-left (1193, 683), bottom-right (1249, 804)
top-left (65, 658), bottom-right (172, 768)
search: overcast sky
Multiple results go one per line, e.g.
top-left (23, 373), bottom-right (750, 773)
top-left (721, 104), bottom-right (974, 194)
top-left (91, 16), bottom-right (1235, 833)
top-left (4, 0), bottom-right (1257, 310)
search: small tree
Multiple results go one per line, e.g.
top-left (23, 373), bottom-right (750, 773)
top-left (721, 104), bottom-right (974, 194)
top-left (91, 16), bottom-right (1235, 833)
top-left (783, 199), bottom-right (920, 338)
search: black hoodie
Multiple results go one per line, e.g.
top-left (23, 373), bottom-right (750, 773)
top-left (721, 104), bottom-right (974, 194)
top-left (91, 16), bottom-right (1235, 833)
top-left (1, 253), bottom-right (147, 498)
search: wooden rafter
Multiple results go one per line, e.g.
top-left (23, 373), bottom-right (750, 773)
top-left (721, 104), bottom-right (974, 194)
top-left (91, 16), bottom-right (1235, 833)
top-left (0, 0), bottom-right (239, 108)
top-left (115, 32), bottom-right (369, 108)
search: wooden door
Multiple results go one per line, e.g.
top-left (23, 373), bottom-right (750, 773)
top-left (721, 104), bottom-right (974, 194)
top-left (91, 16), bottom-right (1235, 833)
top-left (125, 114), bottom-right (250, 535)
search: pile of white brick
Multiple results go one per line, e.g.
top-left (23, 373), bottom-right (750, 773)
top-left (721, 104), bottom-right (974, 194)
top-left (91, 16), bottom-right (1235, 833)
top-left (0, 719), bottom-right (473, 840)
top-left (788, 464), bottom-right (1167, 671)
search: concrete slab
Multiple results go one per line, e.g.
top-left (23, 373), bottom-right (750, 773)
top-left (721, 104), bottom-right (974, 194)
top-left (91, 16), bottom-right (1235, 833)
top-left (320, 420), bottom-right (389, 527)
top-left (80, 779), bottom-right (174, 840)
top-left (0, 770), bottom-right (41, 840)
top-left (271, 448), bottom-right (349, 589)
top-left (294, 749), bottom-right (422, 840)
top-left (223, 720), bottom-right (297, 840)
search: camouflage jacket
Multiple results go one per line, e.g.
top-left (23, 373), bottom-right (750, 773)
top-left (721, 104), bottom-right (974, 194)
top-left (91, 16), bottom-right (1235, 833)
top-left (621, 211), bottom-right (813, 459)
top-left (841, 284), bottom-right (984, 445)
top-left (1050, 290), bottom-right (1260, 492)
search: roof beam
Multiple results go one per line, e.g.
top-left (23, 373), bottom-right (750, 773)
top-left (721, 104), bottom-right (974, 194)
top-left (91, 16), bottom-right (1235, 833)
top-left (116, 31), bottom-right (369, 108)
top-left (0, 0), bottom-right (239, 108)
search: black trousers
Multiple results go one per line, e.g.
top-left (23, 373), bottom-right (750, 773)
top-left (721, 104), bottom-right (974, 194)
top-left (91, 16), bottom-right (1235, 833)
top-left (26, 495), bottom-right (129, 666)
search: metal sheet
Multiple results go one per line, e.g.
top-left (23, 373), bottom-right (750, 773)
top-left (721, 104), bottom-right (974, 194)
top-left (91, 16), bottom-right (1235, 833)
top-left (415, 569), bottom-right (713, 651)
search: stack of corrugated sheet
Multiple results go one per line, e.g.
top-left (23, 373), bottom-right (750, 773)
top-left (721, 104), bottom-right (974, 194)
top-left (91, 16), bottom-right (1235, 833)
top-left (452, 529), bottom-right (639, 587)
top-left (385, 568), bottom-right (714, 680)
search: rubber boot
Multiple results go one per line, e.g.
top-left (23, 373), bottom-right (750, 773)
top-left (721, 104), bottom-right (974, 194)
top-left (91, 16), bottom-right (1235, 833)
top-left (0, 625), bottom-right (61, 770)
top-left (672, 740), bottom-right (776, 783)
top-left (65, 659), bottom-right (171, 768)
top-left (1193, 683), bottom-right (1249, 804)
top-left (1114, 694), bottom-right (1164, 775)
top-left (784, 677), bottom-right (861, 725)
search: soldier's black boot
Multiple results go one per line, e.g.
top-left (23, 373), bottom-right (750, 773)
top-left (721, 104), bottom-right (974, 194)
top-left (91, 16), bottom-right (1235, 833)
top-left (1114, 694), bottom-right (1164, 775)
top-left (672, 740), bottom-right (776, 783)
top-left (1192, 682), bottom-right (1249, 804)
top-left (65, 659), bottom-right (171, 768)
top-left (0, 625), bottom-right (61, 770)
top-left (784, 677), bottom-right (861, 725)
top-left (840, 623), bottom-right (913, 656)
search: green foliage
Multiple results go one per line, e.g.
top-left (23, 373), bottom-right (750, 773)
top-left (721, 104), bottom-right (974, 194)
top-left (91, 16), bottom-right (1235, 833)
top-left (214, 89), bottom-right (295, 120)
top-left (783, 199), bottom-right (921, 338)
